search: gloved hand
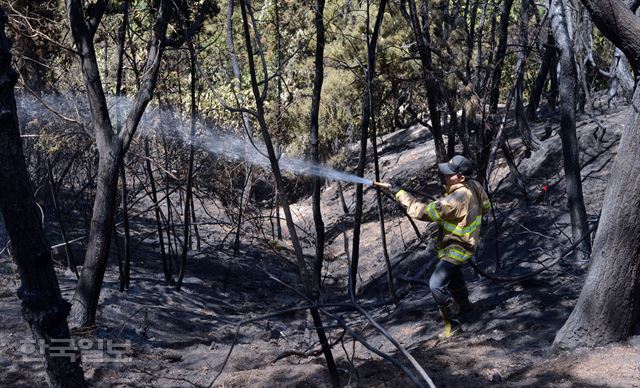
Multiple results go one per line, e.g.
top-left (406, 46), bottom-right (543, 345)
top-left (394, 188), bottom-right (412, 203)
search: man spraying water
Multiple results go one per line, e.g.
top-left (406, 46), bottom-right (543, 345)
top-left (375, 155), bottom-right (491, 338)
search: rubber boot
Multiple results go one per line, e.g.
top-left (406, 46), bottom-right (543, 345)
top-left (438, 301), bottom-right (462, 339)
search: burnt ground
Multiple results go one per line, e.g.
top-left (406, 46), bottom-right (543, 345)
top-left (1, 97), bottom-right (640, 387)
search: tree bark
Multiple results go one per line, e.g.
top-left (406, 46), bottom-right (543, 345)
top-left (605, 0), bottom-right (639, 105)
top-left (550, 0), bottom-right (592, 261)
top-left (406, 0), bottom-right (447, 162)
top-left (527, 30), bottom-right (556, 120)
top-left (350, 0), bottom-right (388, 296)
top-left (579, 0), bottom-right (640, 71)
top-left (71, 147), bottom-right (122, 325)
top-left (0, 9), bottom-right (85, 385)
top-left (176, 41), bottom-right (198, 291)
top-left (553, 0), bottom-right (640, 351)
top-left (607, 48), bottom-right (635, 104)
top-left (553, 85), bottom-right (640, 350)
top-left (310, 0), bottom-right (326, 293)
top-left (514, 0), bottom-right (536, 152)
top-left (489, 0), bottom-right (515, 114)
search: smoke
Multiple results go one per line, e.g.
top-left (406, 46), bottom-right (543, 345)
top-left (15, 92), bottom-right (372, 186)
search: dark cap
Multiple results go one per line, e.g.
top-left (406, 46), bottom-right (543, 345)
top-left (438, 155), bottom-right (473, 176)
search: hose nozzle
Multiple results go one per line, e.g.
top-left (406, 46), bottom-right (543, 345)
top-left (372, 181), bottom-right (392, 190)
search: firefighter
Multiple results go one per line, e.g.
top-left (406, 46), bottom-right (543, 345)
top-left (392, 155), bottom-right (491, 338)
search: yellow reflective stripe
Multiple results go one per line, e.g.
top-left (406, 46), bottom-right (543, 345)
top-left (438, 248), bottom-right (473, 262)
top-left (440, 216), bottom-right (482, 237)
top-left (426, 202), bottom-right (441, 222)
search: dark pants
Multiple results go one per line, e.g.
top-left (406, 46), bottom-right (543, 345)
top-left (428, 259), bottom-right (469, 307)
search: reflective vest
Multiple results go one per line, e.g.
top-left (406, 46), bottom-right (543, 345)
top-left (395, 180), bottom-right (491, 264)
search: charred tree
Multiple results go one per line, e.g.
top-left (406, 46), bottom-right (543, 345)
top-left (527, 29), bottom-right (557, 120)
top-left (144, 138), bottom-right (172, 285)
top-left (226, 0), bottom-right (254, 256)
top-left (47, 158), bottom-right (78, 277)
top-left (310, 0), bottom-right (326, 293)
top-left (115, 0), bottom-right (132, 292)
top-left (0, 9), bottom-right (85, 385)
top-left (553, 0), bottom-right (640, 350)
top-left (66, 0), bottom-right (217, 326)
top-left (605, 0), bottom-right (639, 105)
top-left (350, 0), bottom-right (388, 296)
top-left (550, 0), bottom-right (592, 261)
top-left (237, 1), bottom-right (339, 384)
top-left (488, 0), bottom-right (515, 114)
top-left (405, 0), bottom-right (447, 162)
top-left (176, 41), bottom-right (198, 291)
top-left (514, 0), bottom-right (537, 153)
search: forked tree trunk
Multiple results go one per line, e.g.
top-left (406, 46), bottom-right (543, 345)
top-left (66, 0), bottom-right (216, 326)
top-left (553, 85), bottom-right (640, 350)
top-left (550, 0), bottom-right (592, 261)
top-left (0, 10), bottom-right (85, 384)
top-left (553, 0), bottom-right (640, 350)
top-left (66, 0), bottom-right (170, 326)
top-left (71, 148), bottom-right (123, 325)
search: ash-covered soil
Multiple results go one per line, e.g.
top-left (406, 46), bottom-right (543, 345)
top-left (2, 99), bottom-right (640, 387)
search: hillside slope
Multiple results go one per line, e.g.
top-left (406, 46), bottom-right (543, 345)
top-left (1, 100), bottom-right (639, 387)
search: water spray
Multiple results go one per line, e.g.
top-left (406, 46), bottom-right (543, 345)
top-left (16, 93), bottom-right (384, 188)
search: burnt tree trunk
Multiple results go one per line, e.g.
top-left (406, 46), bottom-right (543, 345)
top-left (66, 0), bottom-right (216, 326)
top-left (553, 0), bottom-right (640, 350)
top-left (226, 0), bottom-right (254, 255)
top-left (47, 158), bottom-right (78, 277)
top-left (605, 0), bottom-right (639, 105)
top-left (489, 0), bottom-right (515, 114)
top-left (115, 0), bottom-right (132, 292)
top-left (176, 41), bottom-right (198, 291)
top-left (554, 86), bottom-right (640, 350)
top-left (310, 0), bottom-right (326, 293)
top-left (350, 0), bottom-right (388, 296)
top-left (550, 0), bottom-right (592, 261)
top-left (0, 9), bottom-right (85, 385)
top-left (514, 0), bottom-right (536, 152)
top-left (406, 0), bottom-right (447, 162)
top-left (527, 30), bottom-right (556, 120)
top-left (144, 138), bottom-right (172, 285)
top-left (238, 1), bottom-right (339, 385)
